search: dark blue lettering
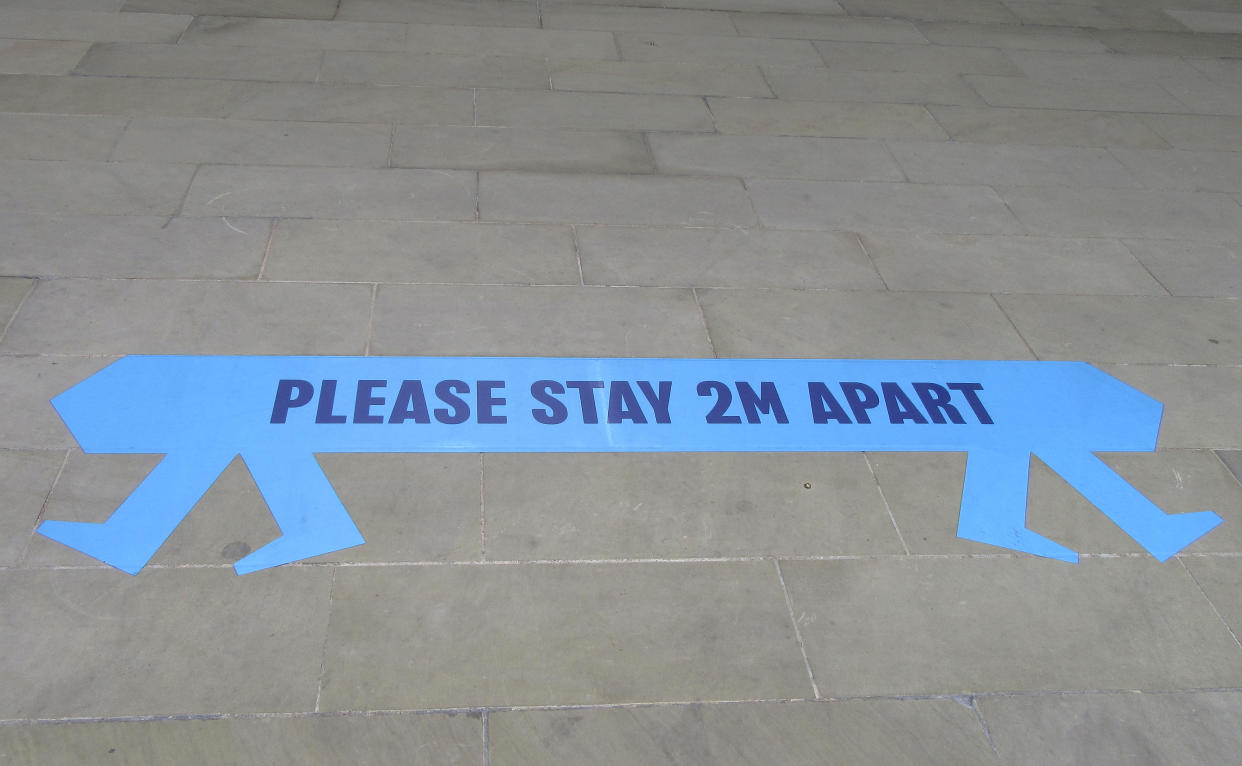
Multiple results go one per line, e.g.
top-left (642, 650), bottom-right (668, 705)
top-left (434, 380), bottom-right (470, 425)
top-left (566, 380), bottom-right (604, 424)
top-left (947, 382), bottom-right (994, 424)
top-left (530, 380), bottom-right (567, 425)
top-left (637, 380), bottom-right (672, 424)
top-left (808, 382), bottom-right (852, 424)
top-left (607, 381), bottom-right (647, 424)
top-left (388, 380), bottom-right (430, 424)
top-left (881, 382), bottom-right (928, 424)
top-left (737, 381), bottom-right (788, 424)
top-left (911, 382), bottom-right (965, 425)
top-left (476, 380), bottom-right (507, 424)
top-left (353, 379), bottom-right (386, 424)
top-left (840, 382), bottom-right (879, 424)
top-left (698, 380), bottom-right (741, 424)
top-left (315, 379), bottom-right (347, 424)
top-left (270, 379), bottom-right (313, 424)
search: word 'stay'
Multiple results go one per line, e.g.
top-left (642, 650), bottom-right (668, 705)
top-left (40, 356), bottom-right (1222, 575)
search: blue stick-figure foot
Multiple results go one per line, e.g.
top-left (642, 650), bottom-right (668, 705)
top-left (957, 449), bottom-right (1079, 562)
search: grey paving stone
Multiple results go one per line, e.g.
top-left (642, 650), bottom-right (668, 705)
top-left (999, 186), bottom-right (1242, 241)
top-left (1182, 557), bottom-right (1242, 646)
top-left (318, 561), bottom-right (809, 709)
top-left (0, 567), bottom-right (332, 718)
top-left (0, 214), bottom-right (269, 279)
top-left (1005, 50), bottom-right (1209, 85)
top-left (860, 233), bottom-right (1165, 294)
top-left (1001, 1), bottom-right (1128, 30)
top-left (480, 172), bottom-right (756, 227)
top-left (370, 284), bottom-right (712, 357)
top-left (708, 98), bottom-right (948, 140)
top-left (180, 15), bottom-right (406, 50)
top-left (670, 0), bottom-right (844, 11)
top-left (0, 39), bottom-right (90, 75)
top-left (1219, 451), bottom-right (1242, 485)
top-left (120, 0), bottom-right (338, 18)
top-left (112, 117), bottom-right (392, 168)
top-left (1104, 363), bottom-right (1242, 449)
top-left (474, 89), bottom-right (714, 132)
top-left (0, 355), bottom-right (117, 449)
top-left (648, 134), bottom-right (902, 182)
top-left (1111, 148), bottom-right (1242, 193)
top-left (320, 51), bottom-right (550, 89)
top-left (748, 180), bottom-right (1022, 234)
top-left (888, 141), bottom-right (1141, 188)
top-left (0, 74), bottom-right (238, 117)
top-left (577, 226), bottom-right (882, 289)
top-left (1171, 82), bottom-right (1242, 117)
top-left (73, 42), bottom-right (321, 81)
top-left (337, 0), bottom-right (540, 28)
top-left (730, 12), bottom-right (927, 43)
top-left (550, 60), bottom-right (771, 97)
top-left (0, 160), bottom-right (194, 216)
top-left (979, 691), bottom-right (1242, 766)
top-left (542, 4), bottom-right (737, 34)
top-left (0, 450), bottom-right (64, 566)
top-left (780, 557), bottom-right (1242, 697)
top-left (837, 0), bottom-right (1019, 24)
top-left (484, 453), bottom-right (903, 559)
top-left (0, 9), bottom-right (191, 43)
top-left (1187, 56), bottom-right (1242, 86)
top-left (698, 288), bottom-right (1033, 359)
top-left (1167, 9), bottom-right (1242, 34)
top-left (1123, 240), bottom-right (1242, 298)
top-left (915, 21), bottom-right (1109, 52)
top-left (870, 449), bottom-right (1242, 557)
top-left (181, 166), bottom-right (477, 220)
top-left (0, 276), bottom-right (34, 332)
top-left (927, 105), bottom-right (1169, 148)
top-left (490, 699), bottom-right (997, 765)
top-left (616, 33), bottom-right (823, 67)
top-left (0, 714), bottom-right (483, 766)
top-left (265, 220), bottom-right (578, 285)
top-left (1093, 30), bottom-right (1242, 58)
top-left (392, 126), bottom-right (654, 174)
top-left (222, 81), bottom-right (473, 125)
top-left (766, 68), bottom-right (985, 106)
top-left (4, 0), bottom-right (126, 7)
top-left (0, 113), bottom-right (127, 161)
top-left (0, 279), bottom-right (373, 355)
top-left (403, 24), bottom-right (618, 60)
top-left (996, 294), bottom-right (1242, 364)
top-left (964, 75), bottom-right (1188, 113)
top-left (813, 41), bottom-right (1021, 76)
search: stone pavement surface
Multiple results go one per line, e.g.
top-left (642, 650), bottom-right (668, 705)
top-left (2, 0), bottom-right (1242, 762)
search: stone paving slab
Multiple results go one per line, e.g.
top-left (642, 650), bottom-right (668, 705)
top-left (0, 9), bottom-right (191, 43)
top-left (474, 89), bottom-right (715, 132)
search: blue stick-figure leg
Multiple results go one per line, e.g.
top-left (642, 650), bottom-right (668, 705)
top-left (957, 449), bottom-right (1079, 562)
top-left (232, 450), bottom-right (365, 575)
top-left (1035, 449), bottom-right (1222, 562)
top-left (37, 449), bottom-right (237, 575)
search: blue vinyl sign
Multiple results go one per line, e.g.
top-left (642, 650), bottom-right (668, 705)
top-left (40, 356), bottom-right (1222, 574)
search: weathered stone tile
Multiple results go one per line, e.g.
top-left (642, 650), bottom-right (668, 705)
top-left (337, 0), bottom-right (539, 28)
top-left (1220, 450), bottom-right (1242, 484)
top-left (1171, 82), bottom-right (1242, 117)
top-left (888, 141), bottom-right (1141, 188)
top-left (649, 134), bottom-right (902, 181)
top-left (748, 180), bottom-right (1022, 234)
top-left (698, 288), bottom-right (1033, 358)
top-left (405, 23), bottom-right (617, 59)
top-left (870, 449), bottom-right (1242, 557)
top-left (927, 106), bottom-right (1169, 148)
top-left (1183, 557), bottom-right (1242, 646)
top-left (0, 714), bottom-right (483, 766)
top-left (0, 355), bottom-right (117, 449)
top-left (0, 279), bottom-right (373, 355)
top-left (0, 39), bottom-right (90, 75)
top-left (121, 0), bottom-right (339, 18)
top-left (1167, 9), bottom-right (1242, 34)
top-left (371, 284), bottom-right (712, 356)
top-left (964, 75), bottom-right (1187, 113)
top-left (265, 220), bottom-right (577, 285)
top-left (393, 126), bottom-right (654, 174)
top-left (0, 160), bottom-right (194, 216)
top-left (1001, 1), bottom-right (1128, 30)
top-left (979, 692), bottom-right (1242, 766)
top-left (837, 0), bottom-right (1019, 24)
top-left (550, 60), bottom-right (771, 97)
top-left (319, 561), bottom-right (809, 709)
top-left (781, 557), bottom-right (1242, 697)
top-left (1122, 240), bottom-right (1242, 298)
top-left (617, 32), bottom-right (823, 67)
top-left (543, 4), bottom-right (737, 34)
top-left (1111, 149), bottom-right (1242, 193)
top-left (1093, 30), bottom-right (1242, 58)
top-left (0, 277), bottom-right (34, 331)
top-left (671, 0), bottom-right (844, 11)
top-left (1186, 57), bottom-right (1242, 86)
top-left (475, 89), bottom-right (714, 132)
top-left (73, 42), bottom-right (321, 81)
top-left (180, 15), bottom-right (406, 50)
top-left (0, 214), bottom-right (269, 279)
top-left (1, 0), bottom-right (128, 8)
top-left (731, 12), bottom-right (927, 43)
top-left (999, 186), bottom-right (1242, 241)
top-left (0, 567), bottom-right (332, 718)
top-left (814, 41), bottom-right (1021, 75)
top-left (915, 21), bottom-right (1108, 52)
top-left (860, 233), bottom-right (1165, 294)
top-left (0, 74), bottom-right (237, 117)
top-left (222, 81), bottom-right (473, 125)
top-left (1104, 364), bottom-right (1242, 449)
top-left (320, 51), bottom-right (549, 89)
top-left (112, 117), bottom-right (392, 167)
top-left (0, 450), bottom-right (64, 566)
top-left (490, 700), bottom-right (997, 765)
top-left (766, 67), bottom-right (985, 106)
top-left (1005, 50), bottom-right (1208, 85)
top-left (996, 294), bottom-right (1242, 364)
top-left (181, 166), bottom-right (477, 220)
top-left (485, 453), bottom-right (903, 559)
top-left (0, 113), bottom-right (127, 161)
top-left (480, 172), bottom-right (756, 227)
top-left (0, 9), bottom-right (190, 43)
top-left (578, 226), bottom-right (881, 289)
top-left (708, 98), bottom-right (948, 140)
